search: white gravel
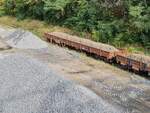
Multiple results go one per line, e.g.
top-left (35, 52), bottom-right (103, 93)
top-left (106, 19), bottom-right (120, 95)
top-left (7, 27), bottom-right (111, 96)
top-left (0, 26), bottom-right (16, 38)
top-left (0, 27), bottom-right (48, 49)
top-left (0, 54), bottom-right (122, 113)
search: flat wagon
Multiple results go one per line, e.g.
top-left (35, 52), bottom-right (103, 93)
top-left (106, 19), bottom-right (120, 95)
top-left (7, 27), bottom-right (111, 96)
top-left (45, 32), bottom-right (150, 76)
top-left (116, 53), bottom-right (150, 75)
top-left (44, 32), bottom-right (119, 62)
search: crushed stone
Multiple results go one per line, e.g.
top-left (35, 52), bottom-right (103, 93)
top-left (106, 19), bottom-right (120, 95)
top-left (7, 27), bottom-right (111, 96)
top-left (0, 54), bottom-right (122, 113)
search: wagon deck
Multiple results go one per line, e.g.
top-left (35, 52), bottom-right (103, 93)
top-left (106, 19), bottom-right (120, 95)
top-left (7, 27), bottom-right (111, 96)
top-left (47, 32), bottom-right (119, 52)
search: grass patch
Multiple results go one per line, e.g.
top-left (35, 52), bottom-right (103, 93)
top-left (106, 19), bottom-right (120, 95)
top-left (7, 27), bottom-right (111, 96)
top-left (0, 16), bottom-right (75, 40)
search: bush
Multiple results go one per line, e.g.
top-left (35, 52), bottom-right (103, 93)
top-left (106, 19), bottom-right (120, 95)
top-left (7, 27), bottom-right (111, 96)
top-left (2, 0), bottom-right (150, 49)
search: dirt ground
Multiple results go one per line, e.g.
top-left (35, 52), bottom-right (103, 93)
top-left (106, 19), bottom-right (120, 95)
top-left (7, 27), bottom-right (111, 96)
top-left (1, 42), bottom-right (150, 113)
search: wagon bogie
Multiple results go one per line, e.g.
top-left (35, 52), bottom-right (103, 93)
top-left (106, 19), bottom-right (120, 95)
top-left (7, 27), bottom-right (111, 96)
top-left (45, 34), bottom-right (52, 43)
top-left (100, 50), bottom-right (114, 60)
top-left (116, 55), bottom-right (128, 66)
top-left (79, 44), bottom-right (89, 52)
top-left (46, 37), bottom-right (51, 42)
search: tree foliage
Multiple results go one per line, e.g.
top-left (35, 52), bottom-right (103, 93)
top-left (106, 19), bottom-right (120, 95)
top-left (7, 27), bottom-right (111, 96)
top-left (2, 0), bottom-right (150, 49)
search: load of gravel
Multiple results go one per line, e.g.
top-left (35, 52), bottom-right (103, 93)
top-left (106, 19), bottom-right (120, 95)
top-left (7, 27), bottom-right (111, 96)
top-left (0, 27), bottom-right (48, 49)
top-left (0, 54), bottom-right (122, 113)
top-left (48, 32), bottom-right (119, 52)
top-left (127, 53), bottom-right (150, 65)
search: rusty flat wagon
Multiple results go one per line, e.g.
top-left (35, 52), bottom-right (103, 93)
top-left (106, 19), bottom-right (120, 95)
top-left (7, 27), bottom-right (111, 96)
top-left (116, 53), bottom-right (150, 75)
top-left (45, 32), bottom-right (150, 76)
top-left (45, 32), bottom-right (119, 61)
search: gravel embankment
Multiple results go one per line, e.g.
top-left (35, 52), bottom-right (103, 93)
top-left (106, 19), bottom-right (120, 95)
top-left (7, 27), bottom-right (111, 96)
top-left (0, 28), bottom-right (48, 49)
top-left (0, 54), bottom-right (122, 113)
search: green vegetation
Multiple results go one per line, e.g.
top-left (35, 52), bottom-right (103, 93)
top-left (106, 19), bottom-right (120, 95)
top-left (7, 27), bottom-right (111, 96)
top-left (0, 0), bottom-right (150, 53)
top-left (0, 16), bottom-right (74, 39)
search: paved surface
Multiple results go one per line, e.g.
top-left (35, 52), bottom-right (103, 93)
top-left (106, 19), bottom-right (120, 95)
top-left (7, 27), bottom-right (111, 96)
top-left (0, 26), bottom-right (150, 113)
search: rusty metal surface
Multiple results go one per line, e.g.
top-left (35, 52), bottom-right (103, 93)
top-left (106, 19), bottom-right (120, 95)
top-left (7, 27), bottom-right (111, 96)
top-left (45, 32), bottom-right (116, 60)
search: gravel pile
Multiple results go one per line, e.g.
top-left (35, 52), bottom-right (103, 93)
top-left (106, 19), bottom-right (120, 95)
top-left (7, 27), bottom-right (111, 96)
top-left (0, 54), bottom-right (121, 113)
top-left (49, 32), bottom-right (119, 52)
top-left (0, 27), bottom-right (48, 49)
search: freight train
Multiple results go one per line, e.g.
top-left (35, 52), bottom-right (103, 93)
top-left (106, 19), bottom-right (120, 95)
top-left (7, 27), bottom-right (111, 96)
top-left (44, 32), bottom-right (150, 76)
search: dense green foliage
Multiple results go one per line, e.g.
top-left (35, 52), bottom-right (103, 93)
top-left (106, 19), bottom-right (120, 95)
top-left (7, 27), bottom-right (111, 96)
top-left (2, 0), bottom-right (150, 49)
